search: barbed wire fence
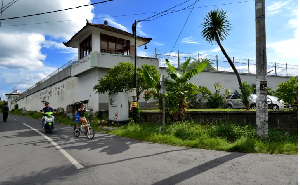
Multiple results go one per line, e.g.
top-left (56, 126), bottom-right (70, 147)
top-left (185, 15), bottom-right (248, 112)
top-left (152, 49), bottom-right (298, 77)
top-left (20, 57), bottom-right (79, 96)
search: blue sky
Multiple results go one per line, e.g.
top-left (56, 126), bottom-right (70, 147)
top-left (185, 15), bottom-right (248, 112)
top-left (0, 0), bottom-right (298, 100)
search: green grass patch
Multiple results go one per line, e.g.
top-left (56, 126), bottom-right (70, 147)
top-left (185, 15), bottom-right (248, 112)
top-left (141, 109), bottom-right (282, 112)
top-left (109, 121), bottom-right (298, 155)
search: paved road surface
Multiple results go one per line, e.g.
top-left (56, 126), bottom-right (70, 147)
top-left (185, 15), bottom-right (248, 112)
top-left (0, 114), bottom-right (298, 185)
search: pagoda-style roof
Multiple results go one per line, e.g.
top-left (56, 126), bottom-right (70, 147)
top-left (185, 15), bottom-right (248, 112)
top-left (63, 21), bottom-right (152, 48)
top-left (5, 90), bottom-right (21, 97)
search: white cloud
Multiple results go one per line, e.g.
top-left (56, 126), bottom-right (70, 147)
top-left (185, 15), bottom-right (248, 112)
top-left (42, 40), bottom-right (77, 54)
top-left (137, 22), bottom-right (149, 37)
top-left (181, 37), bottom-right (200, 44)
top-left (10, 84), bottom-right (32, 90)
top-left (137, 50), bottom-right (151, 57)
top-left (1, 66), bottom-right (57, 91)
top-left (266, 0), bottom-right (292, 16)
top-left (210, 47), bottom-right (221, 53)
top-left (152, 42), bottom-right (164, 46)
top-left (1, 0), bottom-right (94, 40)
top-left (267, 9), bottom-right (298, 65)
top-left (0, 32), bottom-right (46, 70)
top-left (100, 15), bottom-right (129, 32)
top-left (0, 0), bottom-right (94, 93)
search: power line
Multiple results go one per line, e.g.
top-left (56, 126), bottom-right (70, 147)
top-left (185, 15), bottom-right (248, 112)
top-left (169, 0), bottom-right (199, 54)
top-left (0, 0), bottom-right (114, 21)
top-left (0, 0), bottom-right (254, 28)
top-left (141, 0), bottom-right (193, 21)
top-left (0, 0), bottom-right (18, 14)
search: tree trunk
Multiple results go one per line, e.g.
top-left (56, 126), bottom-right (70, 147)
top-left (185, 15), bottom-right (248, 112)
top-left (215, 36), bottom-right (250, 110)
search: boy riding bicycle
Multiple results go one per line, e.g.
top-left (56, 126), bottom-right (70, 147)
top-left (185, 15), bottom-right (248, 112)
top-left (76, 103), bottom-right (93, 134)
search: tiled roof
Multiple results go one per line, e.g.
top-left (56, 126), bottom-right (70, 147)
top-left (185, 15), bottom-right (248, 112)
top-left (63, 22), bottom-right (152, 46)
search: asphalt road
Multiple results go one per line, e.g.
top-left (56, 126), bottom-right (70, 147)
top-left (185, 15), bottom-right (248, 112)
top-left (0, 114), bottom-right (298, 185)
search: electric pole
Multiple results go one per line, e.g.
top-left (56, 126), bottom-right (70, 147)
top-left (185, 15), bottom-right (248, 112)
top-left (255, 0), bottom-right (268, 139)
top-left (0, 0), bottom-right (3, 27)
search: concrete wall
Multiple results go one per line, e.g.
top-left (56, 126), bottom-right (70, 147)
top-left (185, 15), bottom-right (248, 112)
top-left (76, 68), bottom-right (100, 110)
top-left (92, 31), bottom-right (101, 52)
top-left (139, 111), bottom-right (298, 131)
top-left (93, 52), bottom-right (159, 69)
top-left (6, 95), bottom-right (19, 110)
top-left (17, 54), bottom-right (291, 112)
top-left (158, 67), bottom-right (289, 94)
top-left (71, 55), bottom-right (93, 76)
top-left (18, 77), bottom-right (79, 111)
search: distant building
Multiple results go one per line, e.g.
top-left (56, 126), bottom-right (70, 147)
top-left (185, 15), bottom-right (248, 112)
top-left (5, 90), bottom-right (21, 110)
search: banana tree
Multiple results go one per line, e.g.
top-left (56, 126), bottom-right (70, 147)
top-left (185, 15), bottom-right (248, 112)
top-left (143, 57), bottom-right (207, 122)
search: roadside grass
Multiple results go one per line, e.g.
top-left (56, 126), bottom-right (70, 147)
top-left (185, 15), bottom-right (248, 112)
top-left (109, 121), bottom-right (298, 155)
top-left (140, 108), bottom-right (288, 112)
top-left (10, 109), bottom-right (297, 155)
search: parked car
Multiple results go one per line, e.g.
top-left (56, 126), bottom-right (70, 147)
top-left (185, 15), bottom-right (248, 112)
top-left (249, 94), bottom-right (286, 110)
top-left (224, 94), bottom-right (286, 110)
top-left (224, 94), bottom-right (245, 109)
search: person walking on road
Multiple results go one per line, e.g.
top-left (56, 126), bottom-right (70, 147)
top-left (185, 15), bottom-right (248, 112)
top-left (1, 103), bottom-right (10, 122)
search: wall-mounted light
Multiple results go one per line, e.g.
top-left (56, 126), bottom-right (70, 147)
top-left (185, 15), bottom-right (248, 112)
top-left (144, 44), bottom-right (147, 49)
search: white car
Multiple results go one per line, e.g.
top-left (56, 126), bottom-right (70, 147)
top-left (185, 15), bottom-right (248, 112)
top-left (224, 94), bottom-right (286, 110)
top-left (249, 94), bottom-right (286, 110)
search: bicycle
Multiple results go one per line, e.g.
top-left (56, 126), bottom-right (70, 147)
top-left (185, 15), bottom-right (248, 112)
top-left (74, 110), bottom-right (95, 139)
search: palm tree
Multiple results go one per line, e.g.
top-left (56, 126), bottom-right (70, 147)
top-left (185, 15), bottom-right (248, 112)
top-left (201, 9), bottom-right (250, 109)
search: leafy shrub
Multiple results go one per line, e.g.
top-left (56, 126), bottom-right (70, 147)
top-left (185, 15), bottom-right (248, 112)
top-left (187, 86), bottom-right (212, 109)
top-left (95, 111), bottom-right (101, 119)
top-left (240, 81), bottom-right (253, 109)
top-left (27, 111), bottom-right (35, 116)
top-left (208, 93), bottom-right (225, 108)
top-left (210, 122), bottom-right (256, 142)
top-left (32, 112), bottom-right (42, 119)
top-left (266, 129), bottom-right (298, 143)
top-left (275, 76), bottom-right (298, 105)
top-left (228, 137), bottom-right (257, 153)
top-left (56, 107), bottom-right (64, 113)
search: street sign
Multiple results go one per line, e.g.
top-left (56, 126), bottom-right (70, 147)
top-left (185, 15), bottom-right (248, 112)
top-left (131, 101), bottom-right (137, 108)
top-left (260, 81), bottom-right (267, 95)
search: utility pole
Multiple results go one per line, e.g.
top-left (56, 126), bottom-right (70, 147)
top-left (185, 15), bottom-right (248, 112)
top-left (255, 0), bottom-right (268, 139)
top-left (0, 0), bottom-right (3, 27)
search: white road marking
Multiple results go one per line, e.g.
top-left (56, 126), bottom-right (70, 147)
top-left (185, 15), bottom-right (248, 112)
top-left (22, 123), bottom-right (84, 170)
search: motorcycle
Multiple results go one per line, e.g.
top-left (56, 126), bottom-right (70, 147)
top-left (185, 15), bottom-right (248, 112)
top-left (41, 110), bottom-right (56, 134)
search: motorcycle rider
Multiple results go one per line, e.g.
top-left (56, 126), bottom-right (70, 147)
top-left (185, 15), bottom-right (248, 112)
top-left (41, 102), bottom-right (56, 129)
top-left (76, 103), bottom-right (92, 134)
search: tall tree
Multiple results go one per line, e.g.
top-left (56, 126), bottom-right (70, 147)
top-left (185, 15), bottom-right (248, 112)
top-left (93, 62), bottom-right (160, 102)
top-left (201, 9), bottom-right (250, 109)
